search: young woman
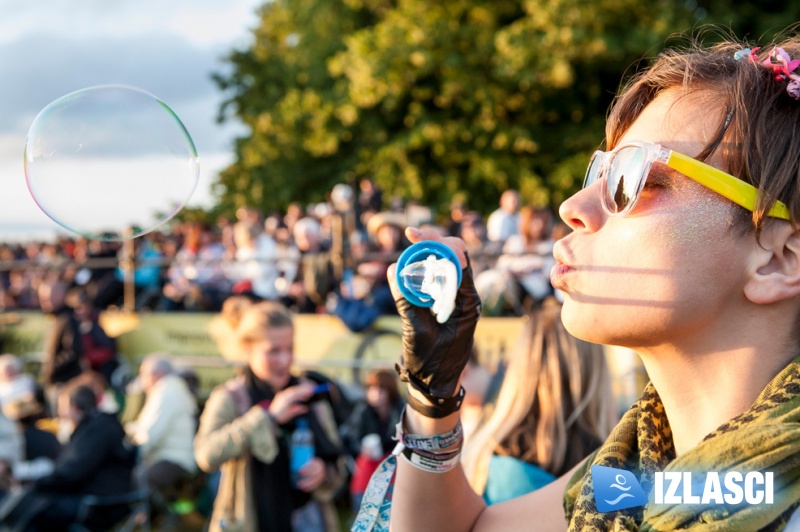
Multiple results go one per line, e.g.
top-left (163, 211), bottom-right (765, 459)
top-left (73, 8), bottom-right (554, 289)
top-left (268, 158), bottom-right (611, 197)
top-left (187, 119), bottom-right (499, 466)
top-left (461, 299), bottom-right (616, 505)
top-left (340, 369), bottom-right (405, 512)
top-left (379, 32), bottom-right (800, 531)
top-left (195, 301), bottom-right (346, 532)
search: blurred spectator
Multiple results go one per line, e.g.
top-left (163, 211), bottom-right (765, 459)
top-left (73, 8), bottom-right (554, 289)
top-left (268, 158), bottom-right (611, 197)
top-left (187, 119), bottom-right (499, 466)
top-left (0, 407), bottom-right (23, 498)
top-left (356, 178), bottom-right (383, 230)
top-left (333, 261), bottom-right (397, 332)
top-left (285, 217), bottom-right (334, 313)
top-left (6, 269), bottom-right (39, 310)
top-left (459, 211), bottom-right (502, 276)
top-left (3, 392), bottom-right (61, 485)
top-left (195, 301), bottom-right (346, 532)
top-left (461, 300), bottom-right (617, 505)
top-left (159, 223), bottom-right (229, 311)
top-left (236, 206), bottom-right (262, 226)
top-left (495, 206), bottom-right (556, 309)
top-left (216, 214), bottom-right (237, 260)
top-left (273, 220), bottom-right (301, 300)
top-left (126, 355), bottom-right (197, 495)
top-left (486, 190), bottom-right (521, 243)
top-left (230, 220), bottom-right (280, 302)
top-left (446, 199), bottom-right (467, 237)
top-left (23, 384), bottom-right (137, 531)
top-left (366, 211), bottom-right (407, 257)
top-left (40, 280), bottom-right (83, 412)
top-left (339, 369), bottom-right (404, 512)
top-left (283, 202), bottom-right (304, 239)
top-left (67, 291), bottom-right (119, 383)
top-left (0, 354), bottom-right (36, 407)
top-left (67, 371), bottom-right (121, 418)
top-left (81, 240), bottom-right (122, 310)
top-left (314, 202), bottom-right (334, 246)
top-left (113, 233), bottom-right (166, 310)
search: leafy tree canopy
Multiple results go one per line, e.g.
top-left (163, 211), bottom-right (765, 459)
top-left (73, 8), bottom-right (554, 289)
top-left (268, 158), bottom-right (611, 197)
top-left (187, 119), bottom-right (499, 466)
top-left (212, 0), bottom-right (800, 218)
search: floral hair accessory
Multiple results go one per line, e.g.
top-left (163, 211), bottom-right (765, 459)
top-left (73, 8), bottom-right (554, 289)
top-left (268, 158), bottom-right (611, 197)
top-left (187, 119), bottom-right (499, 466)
top-left (737, 46), bottom-right (800, 100)
top-left (734, 47), bottom-right (757, 61)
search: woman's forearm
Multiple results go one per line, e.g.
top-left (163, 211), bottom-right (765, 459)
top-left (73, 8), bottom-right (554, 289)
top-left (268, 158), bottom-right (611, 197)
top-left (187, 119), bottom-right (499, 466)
top-left (390, 391), bottom-right (487, 532)
top-left (391, 460), bottom-right (486, 531)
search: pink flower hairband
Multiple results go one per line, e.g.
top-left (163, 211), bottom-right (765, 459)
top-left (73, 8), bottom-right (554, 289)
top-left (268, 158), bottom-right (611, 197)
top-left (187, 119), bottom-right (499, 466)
top-left (735, 46), bottom-right (800, 100)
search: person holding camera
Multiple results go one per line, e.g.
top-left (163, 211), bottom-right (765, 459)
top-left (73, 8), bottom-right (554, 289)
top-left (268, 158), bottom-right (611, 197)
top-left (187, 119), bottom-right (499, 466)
top-left (196, 301), bottom-right (346, 532)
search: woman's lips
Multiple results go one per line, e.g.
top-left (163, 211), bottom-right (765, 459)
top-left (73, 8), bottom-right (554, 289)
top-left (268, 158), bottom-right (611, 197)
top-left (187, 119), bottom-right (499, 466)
top-left (551, 242), bottom-right (575, 290)
top-left (550, 262), bottom-right (574, 290)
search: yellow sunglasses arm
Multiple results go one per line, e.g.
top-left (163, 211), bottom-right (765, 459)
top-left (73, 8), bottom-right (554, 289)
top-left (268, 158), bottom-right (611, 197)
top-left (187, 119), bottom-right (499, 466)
top-left (666, 151), bottom-right (791, 220)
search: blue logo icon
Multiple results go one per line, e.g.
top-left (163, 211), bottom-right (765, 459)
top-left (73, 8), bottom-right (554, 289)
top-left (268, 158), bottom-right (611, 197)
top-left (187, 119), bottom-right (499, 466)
top-left (592, 465), bottom-right (648, 512)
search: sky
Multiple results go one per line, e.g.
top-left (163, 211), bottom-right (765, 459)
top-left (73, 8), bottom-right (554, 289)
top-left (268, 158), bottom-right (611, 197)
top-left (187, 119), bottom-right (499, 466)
top-left (0, 0), bottom-right (264, 241)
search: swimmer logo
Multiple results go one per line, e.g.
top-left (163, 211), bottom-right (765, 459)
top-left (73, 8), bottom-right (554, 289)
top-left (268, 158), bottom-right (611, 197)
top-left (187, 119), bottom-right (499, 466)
top-left (592, 465), bottom-right (648, 512)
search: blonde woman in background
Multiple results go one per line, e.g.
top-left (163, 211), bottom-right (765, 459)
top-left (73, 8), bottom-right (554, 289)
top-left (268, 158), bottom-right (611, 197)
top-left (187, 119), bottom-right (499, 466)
top-left (196, 300), bottom-right (346, 532)
top-left (461, 300), bottom-right (617, 505)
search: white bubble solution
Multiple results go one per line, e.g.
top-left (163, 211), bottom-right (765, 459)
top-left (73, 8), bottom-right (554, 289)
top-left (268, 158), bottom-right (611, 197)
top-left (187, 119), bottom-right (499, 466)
top-left (399, 254), bottom-right (459, 323)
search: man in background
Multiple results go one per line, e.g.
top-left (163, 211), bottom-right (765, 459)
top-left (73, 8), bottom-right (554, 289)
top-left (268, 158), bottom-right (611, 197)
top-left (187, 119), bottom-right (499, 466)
top-left (126, 355), bottom-right (197, 494)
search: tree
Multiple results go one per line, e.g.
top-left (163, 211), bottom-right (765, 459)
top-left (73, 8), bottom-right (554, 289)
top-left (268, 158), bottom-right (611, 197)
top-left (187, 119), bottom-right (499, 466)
top-left (213, 0), bottom-right (800, 217)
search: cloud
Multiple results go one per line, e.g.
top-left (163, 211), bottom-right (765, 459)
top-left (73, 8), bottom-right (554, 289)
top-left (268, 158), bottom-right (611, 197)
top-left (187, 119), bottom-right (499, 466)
top-left (0, 1), bottom-right (262, 240)
top-left (0, 32), bottom-right (222, 127)
top-left (0, 0), bottom-right (263, 47)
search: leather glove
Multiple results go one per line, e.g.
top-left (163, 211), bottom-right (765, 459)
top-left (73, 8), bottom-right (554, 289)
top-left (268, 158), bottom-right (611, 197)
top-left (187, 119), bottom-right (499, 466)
top-left (395, 253), bottom-right (481, 401)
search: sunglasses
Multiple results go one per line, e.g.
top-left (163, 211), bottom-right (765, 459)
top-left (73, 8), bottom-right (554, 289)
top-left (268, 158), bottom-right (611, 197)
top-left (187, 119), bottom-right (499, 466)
top-left (583, 141), bottom-right (790, 220)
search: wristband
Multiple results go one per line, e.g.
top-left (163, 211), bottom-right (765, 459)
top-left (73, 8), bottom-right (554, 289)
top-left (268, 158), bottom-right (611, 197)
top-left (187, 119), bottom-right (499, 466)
top-left (400, 446), bottom-right (461, 473)
top-left (391, 405), bottom-right (464, 474)
top-left (394, 407), bottom-right (463, 451)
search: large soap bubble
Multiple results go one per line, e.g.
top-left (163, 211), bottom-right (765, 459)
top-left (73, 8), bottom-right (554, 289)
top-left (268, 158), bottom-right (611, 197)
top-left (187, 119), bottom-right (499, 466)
top-left (24, 85), bottom-right (199, 241)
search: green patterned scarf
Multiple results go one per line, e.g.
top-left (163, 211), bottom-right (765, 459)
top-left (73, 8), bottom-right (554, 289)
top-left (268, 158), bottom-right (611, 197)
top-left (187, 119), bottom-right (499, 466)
top-left (564, 356), bottom-right (800, 531)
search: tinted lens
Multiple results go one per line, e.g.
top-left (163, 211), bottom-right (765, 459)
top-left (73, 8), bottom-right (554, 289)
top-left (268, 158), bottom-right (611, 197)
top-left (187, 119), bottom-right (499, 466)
top-left (606, 146), bottom-right (646, 213)
top-left (583, 152), bottom-right (603, 188)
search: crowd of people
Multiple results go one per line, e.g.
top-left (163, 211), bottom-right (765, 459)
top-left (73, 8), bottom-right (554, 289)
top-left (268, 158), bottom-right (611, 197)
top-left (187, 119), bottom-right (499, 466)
top-left (0, 180), bottom-right (562, 324)
top-left (0, 291), bottom-right (618, 532)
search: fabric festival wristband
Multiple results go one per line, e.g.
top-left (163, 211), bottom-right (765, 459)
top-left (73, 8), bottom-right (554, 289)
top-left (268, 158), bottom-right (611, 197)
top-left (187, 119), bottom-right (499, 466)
top-left (407, 445), bottom-right (462, 461)
top-left (394, 406), bottom-right (463, 451)
top-left (400, 446), bottom-right (461, 474)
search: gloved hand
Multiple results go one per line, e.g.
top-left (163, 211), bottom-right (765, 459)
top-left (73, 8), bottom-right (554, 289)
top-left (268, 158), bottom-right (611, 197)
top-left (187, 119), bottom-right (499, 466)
top-left (389, 229), bottom-right (482, 401)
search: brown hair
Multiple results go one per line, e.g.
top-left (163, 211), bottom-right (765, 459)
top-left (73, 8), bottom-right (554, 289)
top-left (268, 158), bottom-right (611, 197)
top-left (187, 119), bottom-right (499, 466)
top-left (68, 370), bottom-right (109, 393)
top-left (607, 29), bottom-right (800, 235)
top-left (517, 206), bottom-right (553, 246)
top-left (209, 298), bottom-right (294, 360)
top-left (235, 301), bottom-right (295, 344)
top-left (364, 369), bottom-right (401, 406)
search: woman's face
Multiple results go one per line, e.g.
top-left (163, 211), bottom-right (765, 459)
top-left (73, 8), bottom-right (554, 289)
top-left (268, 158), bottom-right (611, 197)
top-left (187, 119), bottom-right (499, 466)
top-left (377, 224), bottom-right (401, 251)
top-left (247, 326), bottom-right (294, 391)
top-left (366, 383), bottom-right (389, 409)
top-left (553, 91), bottom-right (753, 350)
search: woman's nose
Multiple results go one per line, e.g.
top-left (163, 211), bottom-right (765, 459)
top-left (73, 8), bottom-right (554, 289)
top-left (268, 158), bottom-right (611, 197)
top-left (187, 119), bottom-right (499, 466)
top-left (558, 180), bottom-right (606, 233)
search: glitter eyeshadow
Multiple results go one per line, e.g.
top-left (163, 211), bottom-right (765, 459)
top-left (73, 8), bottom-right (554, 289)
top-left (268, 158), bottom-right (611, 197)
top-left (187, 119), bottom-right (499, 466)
top-left (652, 173), bottom-right (738, 246)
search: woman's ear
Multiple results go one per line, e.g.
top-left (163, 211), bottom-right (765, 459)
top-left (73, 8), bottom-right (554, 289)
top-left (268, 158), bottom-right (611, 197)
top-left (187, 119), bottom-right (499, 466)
top-left (744, 223), bottom-right (800, 304)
